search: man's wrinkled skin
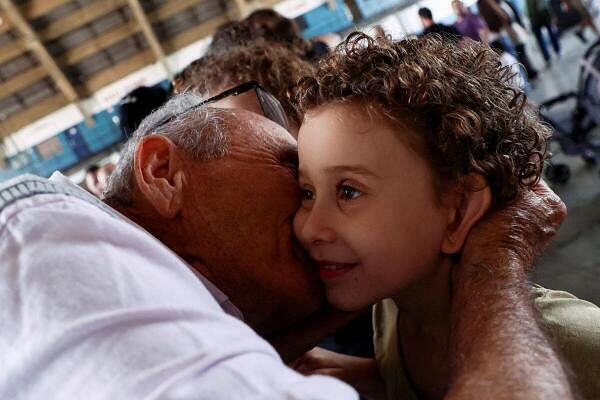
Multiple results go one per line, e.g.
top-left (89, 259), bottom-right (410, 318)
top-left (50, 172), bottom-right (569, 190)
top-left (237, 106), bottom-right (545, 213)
top-left (449, 180), bottom-right (572, 400)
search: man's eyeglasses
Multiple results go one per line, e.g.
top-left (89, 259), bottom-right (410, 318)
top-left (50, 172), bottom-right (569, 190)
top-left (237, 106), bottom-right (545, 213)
top-left (154, 81), bottom-right (289, 131)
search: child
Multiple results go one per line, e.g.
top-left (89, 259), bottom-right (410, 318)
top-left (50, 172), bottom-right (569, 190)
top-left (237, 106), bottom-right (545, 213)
top-left (290, 33), bottom-right (600, 400)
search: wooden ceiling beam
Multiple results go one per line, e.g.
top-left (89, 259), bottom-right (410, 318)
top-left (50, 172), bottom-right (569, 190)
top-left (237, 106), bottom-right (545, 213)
top-left (126, 0), bottom-right (171, 78)
top-left (0, 0), bottom-right (92, 124)
top-left (79, 48), bottom-right (155, 95)
top-left (39, 0), bottom-right (127, 41)
top-left (163, 14), bottom-right (228, 54)
top-left (231, 0), bottom-right (249, 18)
top-left (148, 0), bottom-right (201, 22)
top-left (0, 92), bottom-right (68, 138)
top-left (81, 11), bottom-right (228, 95)
top-left (18, 0), bottom-right (70, 20)
top-left (0, 11), bottom-right (12, 34)
top-left (0, 37), bottom-right (25, 63)
top-left (0, 65), bottom-right (47, 98)
top-left (57, 20), bottom-right (140, 66)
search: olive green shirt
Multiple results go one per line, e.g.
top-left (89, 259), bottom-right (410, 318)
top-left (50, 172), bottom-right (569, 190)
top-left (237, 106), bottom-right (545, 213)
top-left (373, 285), bottom-right (600, 400)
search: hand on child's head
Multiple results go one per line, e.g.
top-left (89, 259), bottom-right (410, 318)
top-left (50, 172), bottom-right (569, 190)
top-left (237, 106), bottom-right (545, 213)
top-left (461, 180), bottom-right (566, 269)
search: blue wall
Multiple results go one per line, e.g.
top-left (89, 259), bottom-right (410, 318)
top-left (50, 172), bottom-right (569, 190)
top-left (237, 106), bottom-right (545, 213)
top-left (1, 98), bottom-right (126, 181)
top-left (0, 80), bottom-right (175, 182)
top-left (355, 0), bottom-right (403, 19)
top-left (299, 0), bottom-right (353, 38)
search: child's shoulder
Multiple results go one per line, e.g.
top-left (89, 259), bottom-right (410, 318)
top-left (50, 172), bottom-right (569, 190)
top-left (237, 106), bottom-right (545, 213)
top-left (373, 300), bottom-right (419, 400)
top-left (532, 284), bottom-right (600, 399)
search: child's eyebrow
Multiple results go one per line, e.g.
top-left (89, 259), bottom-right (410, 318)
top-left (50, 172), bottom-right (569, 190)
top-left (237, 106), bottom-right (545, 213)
top-left (325, 165), bottom-right (379, 178)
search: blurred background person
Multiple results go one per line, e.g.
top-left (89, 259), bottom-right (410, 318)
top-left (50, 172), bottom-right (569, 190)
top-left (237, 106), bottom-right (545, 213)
top-left (452, 0), bottom-right (490, 42)
top-left (84, 163), bottom-right (114, 199)
top-left (206, 9), bottom-right (332, 63)
top-left (497, 0), bottom-right (540, 79)
top-left (525, 0), bottom-right (562, 66)
top-left (478, 0), bottom-right (539, 79)
top-left (118, 85), bottom-right (171, 140)
top-left (563, 0), bottom-right (600, 41)
top-left (418, 7), bottom-right (462, 39)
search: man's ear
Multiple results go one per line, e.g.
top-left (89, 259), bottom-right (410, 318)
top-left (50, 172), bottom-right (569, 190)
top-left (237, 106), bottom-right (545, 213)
top-left (133, 135), bottom-right (185, 219)
top-left (441, 174), bottom-right (492, 255)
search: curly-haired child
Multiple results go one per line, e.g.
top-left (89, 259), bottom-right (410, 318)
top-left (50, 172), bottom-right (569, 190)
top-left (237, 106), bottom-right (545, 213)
top-left (290, 32), bottom-right (600, 400)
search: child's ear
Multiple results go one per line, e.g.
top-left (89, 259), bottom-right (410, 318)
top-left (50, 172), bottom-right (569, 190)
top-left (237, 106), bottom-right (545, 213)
top-left (441, 174), bottom-right (492, 255)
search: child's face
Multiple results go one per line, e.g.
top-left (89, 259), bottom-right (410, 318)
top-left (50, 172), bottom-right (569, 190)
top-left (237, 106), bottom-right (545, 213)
top-left (293, 103), bottom-right (453, 311)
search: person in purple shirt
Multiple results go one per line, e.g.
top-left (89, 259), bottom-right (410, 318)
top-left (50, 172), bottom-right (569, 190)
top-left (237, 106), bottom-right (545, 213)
top-left (452, 0), bottom-right (489, 42)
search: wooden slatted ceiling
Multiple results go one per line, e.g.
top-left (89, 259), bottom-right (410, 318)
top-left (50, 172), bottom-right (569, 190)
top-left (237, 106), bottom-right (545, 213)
top-left (0, 92), bottom-right (68, 135)
top-left (148, 0), bottom-right (202, 21)
top-left (0, 65), bottom-right (47, 98)
top-left (0, 38), bottom-right (23, 63)
top-left (0, 11), bottom-right (12, 33)
top-left (163, 14), bottom-right (227, 53)
top-left (1, 0), bottom-right (203, 72)
top-left (0, 0), bottom-right (250, 135)
top-left (56, 20), bottom-right (140, 65)
top-left (18, 0), bottom-right (70, 20)
top-left (38, 0), bottom-right (127, 41)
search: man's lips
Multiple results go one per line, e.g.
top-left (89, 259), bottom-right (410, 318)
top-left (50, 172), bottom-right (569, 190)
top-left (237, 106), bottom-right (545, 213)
top-left (315, 260), bottom-right (358, 281)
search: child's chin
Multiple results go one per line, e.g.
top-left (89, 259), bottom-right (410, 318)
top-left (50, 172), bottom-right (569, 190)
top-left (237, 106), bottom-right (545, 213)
top-left (327, 294), bottom-right (368, 312)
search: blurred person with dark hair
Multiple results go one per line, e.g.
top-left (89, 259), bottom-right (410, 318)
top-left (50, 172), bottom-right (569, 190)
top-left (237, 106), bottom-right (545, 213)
top-left (418, 7), bottom-right (461, 40)
top-left (205, 21), bottom-right (250, 55)
top-left (245, 8), bottom-right (331, 61)
top-left (119, 85), bottom-right (171, 140)
top-left (244, 8), bottom-right (304, 47)
top-left (173, 40), bottom-right (315, 135)
top-left (85, 163), bottom-right (114, 199)
top-left (205, 10), bottom-right (330, 62)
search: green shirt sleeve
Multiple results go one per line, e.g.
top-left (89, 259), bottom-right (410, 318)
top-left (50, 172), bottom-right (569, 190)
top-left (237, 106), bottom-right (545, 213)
top-left (533, 285), bottom-right (600, 400)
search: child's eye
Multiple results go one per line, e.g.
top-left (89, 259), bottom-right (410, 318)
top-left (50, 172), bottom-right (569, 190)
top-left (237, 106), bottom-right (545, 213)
top-left (338, 184), bottom-right (362, 201)
top-left (300, 188), bottom-right (315, 201)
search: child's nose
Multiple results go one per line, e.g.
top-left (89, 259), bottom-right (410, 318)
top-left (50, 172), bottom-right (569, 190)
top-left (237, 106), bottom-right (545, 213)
top-left (298, 205), bottom-right (337, 246)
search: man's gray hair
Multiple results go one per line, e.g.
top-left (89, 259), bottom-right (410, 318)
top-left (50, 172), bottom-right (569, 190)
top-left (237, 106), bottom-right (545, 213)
top-left (104, 93), bottom-right (230, 205)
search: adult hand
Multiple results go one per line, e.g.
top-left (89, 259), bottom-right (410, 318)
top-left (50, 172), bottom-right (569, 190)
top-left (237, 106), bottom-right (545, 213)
top-left (266, 306), bottom-right (361, 363)
top-left (291, 347), bottom-right (386, 400)
top-left (461, 179), bottom-right (566, 271)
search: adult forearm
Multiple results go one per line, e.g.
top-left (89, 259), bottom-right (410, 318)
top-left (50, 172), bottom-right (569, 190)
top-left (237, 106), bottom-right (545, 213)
top-left (447, 253), bottom-right (573, 400)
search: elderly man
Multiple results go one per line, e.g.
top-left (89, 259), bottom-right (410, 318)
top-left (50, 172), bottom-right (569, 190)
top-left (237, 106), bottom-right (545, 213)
top-left (0, 85), bottom-right (572, 399)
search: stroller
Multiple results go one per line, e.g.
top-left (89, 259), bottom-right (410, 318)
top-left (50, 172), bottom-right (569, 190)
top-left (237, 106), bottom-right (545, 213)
top-left (539, 39), bottom-right (600, 184)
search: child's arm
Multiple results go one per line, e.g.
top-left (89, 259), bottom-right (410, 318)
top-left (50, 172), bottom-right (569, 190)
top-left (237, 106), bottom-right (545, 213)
top-left (291, 347), bottom-right (386, 400)
top-left (447, 180), bottom-right (573, 400)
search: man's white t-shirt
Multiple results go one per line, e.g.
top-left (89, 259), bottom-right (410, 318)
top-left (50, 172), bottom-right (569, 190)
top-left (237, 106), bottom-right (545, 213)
top-left (0, 173), bottom-right (357, 400)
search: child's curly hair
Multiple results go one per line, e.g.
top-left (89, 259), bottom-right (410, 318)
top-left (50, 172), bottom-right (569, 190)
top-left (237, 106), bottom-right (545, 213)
top-left (292, 32), bottom-right (550, 207)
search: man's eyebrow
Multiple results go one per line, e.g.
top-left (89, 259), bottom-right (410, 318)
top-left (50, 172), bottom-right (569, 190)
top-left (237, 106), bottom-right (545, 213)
top-left (324, 165), bottom-right (379, 178)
